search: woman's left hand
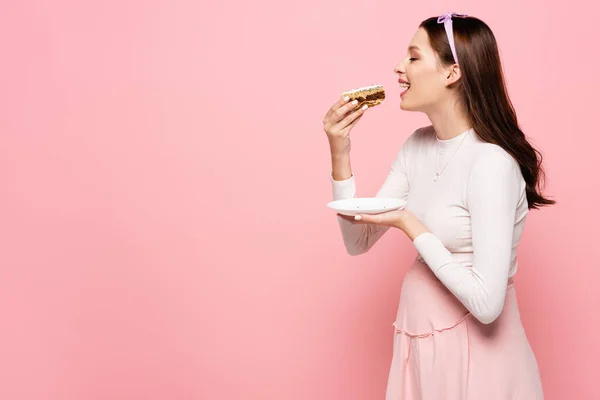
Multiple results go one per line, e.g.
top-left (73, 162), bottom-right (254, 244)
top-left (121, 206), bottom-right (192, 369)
top-left (338, 209), bottom-right (430, 241)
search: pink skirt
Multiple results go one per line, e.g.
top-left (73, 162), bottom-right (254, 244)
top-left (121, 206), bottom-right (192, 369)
top-left (385, 259), bottom-right (544, 399)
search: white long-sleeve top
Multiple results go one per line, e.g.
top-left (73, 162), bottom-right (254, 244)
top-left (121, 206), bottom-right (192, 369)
top-left (331, 126), bottom-right (529, 324)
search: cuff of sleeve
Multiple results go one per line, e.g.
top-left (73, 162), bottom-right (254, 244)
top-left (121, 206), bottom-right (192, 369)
top-left (412, 232), bottom-right (452, 272)
top-left (330, 174), bottom-right (356, 200)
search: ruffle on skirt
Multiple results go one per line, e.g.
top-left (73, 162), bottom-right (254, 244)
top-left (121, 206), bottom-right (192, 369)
top-left (387, 312), bottom-right (473, 399)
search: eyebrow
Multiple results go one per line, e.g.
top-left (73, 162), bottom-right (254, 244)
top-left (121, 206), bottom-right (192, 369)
top-left (408, 45), bottom-right (421, 51)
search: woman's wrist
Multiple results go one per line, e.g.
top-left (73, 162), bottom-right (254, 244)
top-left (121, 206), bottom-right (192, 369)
top-left (394, 212), bottom-right (429, 241)
top-left (407, 225), bottom-right (429, 242)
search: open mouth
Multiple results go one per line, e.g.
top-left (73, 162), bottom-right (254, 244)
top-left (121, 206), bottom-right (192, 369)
top-left (399, 82), bottom-right (411, 96)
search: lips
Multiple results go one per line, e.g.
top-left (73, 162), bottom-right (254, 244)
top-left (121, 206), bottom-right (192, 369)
top-left (398, 78), bottom-right (410, 97)
top-left (398, 78), bottom-right (410, 88)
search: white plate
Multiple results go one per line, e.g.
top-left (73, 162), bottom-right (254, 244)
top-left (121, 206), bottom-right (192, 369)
top-left (327, 197), bottom-right (404, 216)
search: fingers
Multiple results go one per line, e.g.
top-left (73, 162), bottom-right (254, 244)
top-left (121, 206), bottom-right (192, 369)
top-left (346, 113), bottom-right (363, 128)
top-left (331, 100), bottom-right (363, 125)
top-left (325, 98), bottom-right (361, 127)
top-left (354, 214), bottom-right (381, 224)
top-left (337, 213), bottom-right (355, 221)
top-left (354, 214), bottom-right (371, 223)
top-left (336, 211), bottom-right (399, 227)
top-left (337, 104), bottom-right (368, 130)
top-left (325, 96), bottom-right (351, 121)
top-left (323, 98), bottom-right (347, 124)
top-left (337, 114), bottom-right (363, 139)
top-left (337, 213), bottom-right (371, 224)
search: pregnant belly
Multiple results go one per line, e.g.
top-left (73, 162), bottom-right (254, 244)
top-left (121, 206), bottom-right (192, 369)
top-left (393, 258), bottom-right (471, 337)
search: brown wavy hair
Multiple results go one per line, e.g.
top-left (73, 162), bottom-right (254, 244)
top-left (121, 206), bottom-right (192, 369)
top-left (420, 16), bottom-right (555, 209)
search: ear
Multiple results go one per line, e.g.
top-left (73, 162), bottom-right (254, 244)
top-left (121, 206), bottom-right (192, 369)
top-left (445, 64), bottom-right (462, 86)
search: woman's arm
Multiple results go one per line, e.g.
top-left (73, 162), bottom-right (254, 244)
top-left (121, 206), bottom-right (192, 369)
top-left (412, 151), bottom-right (525, 324)
top-left (331, 138), bottom-right (411, 256)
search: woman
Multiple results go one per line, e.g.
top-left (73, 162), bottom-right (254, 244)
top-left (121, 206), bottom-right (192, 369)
top-left (322, 13), bottom-right (553, 399)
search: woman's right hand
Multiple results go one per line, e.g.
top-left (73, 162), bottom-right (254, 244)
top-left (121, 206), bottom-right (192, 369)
top-left (322, 97), bottom-right (369, 155)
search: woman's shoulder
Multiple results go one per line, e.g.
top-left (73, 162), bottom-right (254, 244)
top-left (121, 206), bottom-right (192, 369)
top-left (470, 138), bottom-right (519, 168)
top-left (468, 139), bottom-right (523, 184)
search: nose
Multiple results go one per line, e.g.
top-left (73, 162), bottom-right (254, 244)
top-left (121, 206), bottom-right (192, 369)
top-left (394, 60), bottom-right (406, 75)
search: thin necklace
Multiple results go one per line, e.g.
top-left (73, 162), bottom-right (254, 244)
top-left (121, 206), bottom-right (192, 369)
top-left (434, 129), bottom-right (471, 182)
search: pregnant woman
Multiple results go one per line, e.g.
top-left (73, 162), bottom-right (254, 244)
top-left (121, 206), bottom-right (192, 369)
top-left (322, 13), bottom-right (552, 399)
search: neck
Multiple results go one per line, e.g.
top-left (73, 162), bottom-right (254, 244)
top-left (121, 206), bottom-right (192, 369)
top-left (426, 98), bottom-right (472, 140)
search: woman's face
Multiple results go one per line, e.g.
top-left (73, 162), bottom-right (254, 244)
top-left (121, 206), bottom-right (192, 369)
top-left (394, 28), bottom-right (454, 112)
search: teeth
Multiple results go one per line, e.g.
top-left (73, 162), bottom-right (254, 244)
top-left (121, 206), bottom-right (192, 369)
top-left (399, 83), bottom-right (410, 88)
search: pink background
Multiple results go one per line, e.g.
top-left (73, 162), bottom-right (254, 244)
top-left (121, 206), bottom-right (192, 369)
top-left (1, 0), bottom-right (598, 399)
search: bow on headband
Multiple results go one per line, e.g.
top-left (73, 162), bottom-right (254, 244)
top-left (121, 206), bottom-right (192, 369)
top-left (437, 12), bottom-right (468, 64)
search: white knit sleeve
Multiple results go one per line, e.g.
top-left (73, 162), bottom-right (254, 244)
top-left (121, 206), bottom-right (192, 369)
top-left (330, 138), bottom-right (411, 256)
top-left (412, 151), bottom-right (523, 324)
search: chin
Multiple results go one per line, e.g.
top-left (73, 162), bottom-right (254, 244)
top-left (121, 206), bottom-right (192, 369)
top-left (400, 100), bottom-right (415, 111)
